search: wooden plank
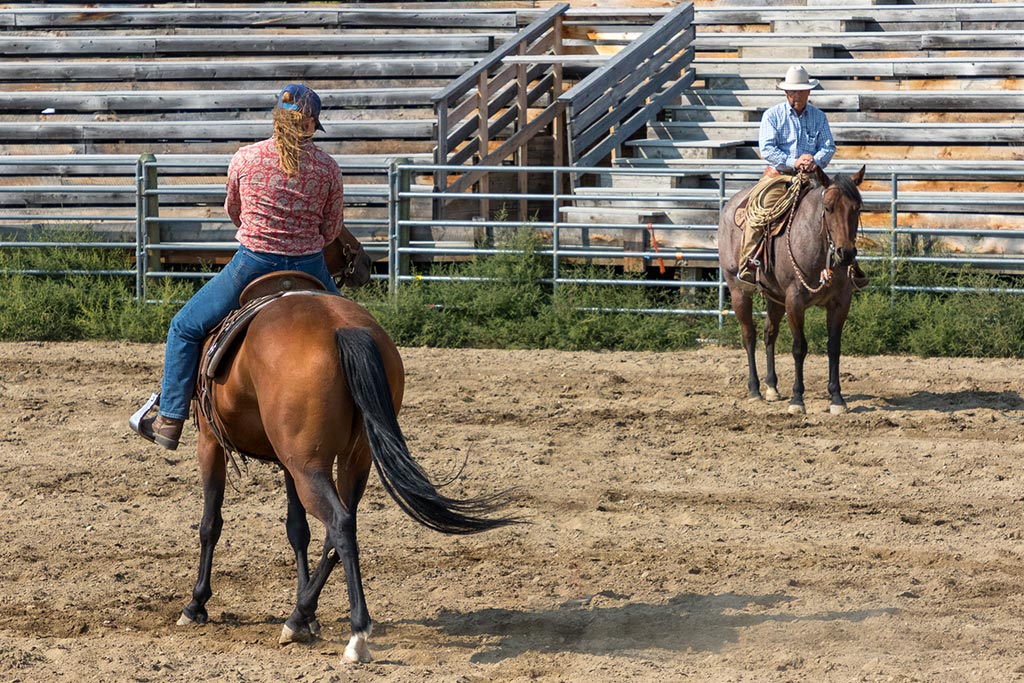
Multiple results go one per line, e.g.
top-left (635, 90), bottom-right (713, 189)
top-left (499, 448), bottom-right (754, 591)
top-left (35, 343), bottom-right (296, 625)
top-left (1, 34), bottom-right (501, 57)
top-left (0, 58), bottom-right (478, 82)
top-left (11, 8), bottom-right (519, 29)
top-left (650, 121), bottom-right (1024, 144)
top-left (695, 31), bottom-right (929, 52)
top-left (0, 120), bottom-right (435, 142)
top-left (693, 6), bottom-right (1019, 25)
top-left (697, 59), bottom-right (1024, 80)
top-left (687, 89), bottom-right (1024, 112)
top-left (694, 59), bottom-right (897, 78)
top-left (922, 31), bottom-right (1024, 50)
top-left (0, 88), bottom-right (439, 112)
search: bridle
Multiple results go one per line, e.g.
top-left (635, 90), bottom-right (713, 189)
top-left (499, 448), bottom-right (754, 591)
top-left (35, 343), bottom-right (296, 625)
top-left (785, 186), bottom-right (857, 294)
top-left (332, 240), bottom-right (360, 282)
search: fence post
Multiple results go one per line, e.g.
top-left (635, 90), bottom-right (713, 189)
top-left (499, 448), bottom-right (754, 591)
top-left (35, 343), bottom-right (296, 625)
top-left (890, 172), bottom-right (898, 304)
top-left (135, 153), bottom-right (158, 300)
top-left (391, 159), bottom-right (412, 293)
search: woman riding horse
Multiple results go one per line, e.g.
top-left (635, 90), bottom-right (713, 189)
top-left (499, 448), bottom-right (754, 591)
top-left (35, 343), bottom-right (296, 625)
top-left (131, 83), bottom-right (370, 449)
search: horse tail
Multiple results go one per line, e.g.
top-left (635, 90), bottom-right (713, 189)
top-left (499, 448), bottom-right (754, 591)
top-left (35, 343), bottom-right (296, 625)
top-left (335, 328), bottom-right (519, 534)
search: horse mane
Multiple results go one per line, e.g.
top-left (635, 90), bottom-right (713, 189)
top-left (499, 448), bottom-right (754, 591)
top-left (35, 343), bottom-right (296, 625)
top-left (830, 173), bottom-right (862, 204)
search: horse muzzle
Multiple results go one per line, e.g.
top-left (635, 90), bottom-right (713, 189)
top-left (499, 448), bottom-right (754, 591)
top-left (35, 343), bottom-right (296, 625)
top-left (835, 246), bottom-right (857, 268)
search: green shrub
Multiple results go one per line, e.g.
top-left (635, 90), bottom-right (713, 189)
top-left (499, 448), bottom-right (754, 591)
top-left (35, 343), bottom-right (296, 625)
top-left (3, 230), bottom-right (1024, 357)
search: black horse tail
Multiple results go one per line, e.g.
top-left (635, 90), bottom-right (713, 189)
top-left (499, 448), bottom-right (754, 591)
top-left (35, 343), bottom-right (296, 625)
top-left (335, 328), bottom-right (519, 534)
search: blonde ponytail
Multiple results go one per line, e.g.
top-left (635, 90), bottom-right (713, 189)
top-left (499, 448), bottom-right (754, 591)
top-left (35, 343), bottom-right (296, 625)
top-left (272, 107), bottom-right (313, 176)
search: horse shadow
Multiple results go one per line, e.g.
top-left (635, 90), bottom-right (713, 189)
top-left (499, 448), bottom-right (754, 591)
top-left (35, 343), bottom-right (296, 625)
top-left (849, 390), bottom-right (1024, 414)
top-left (402, 592), bottom-right (896, 663)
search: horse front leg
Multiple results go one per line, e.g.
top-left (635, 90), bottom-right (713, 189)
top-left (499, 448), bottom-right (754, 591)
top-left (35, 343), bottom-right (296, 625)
top-left (731, 287), bottom-right (761, 400)
top-left (763, 301), bottom-right (785, 402)
top-left (786, 304), bottom-right (808, 415)
top-left (178, 430), bottom-right (226, 626)
top-left (826, 297), bottom-right (852, 415)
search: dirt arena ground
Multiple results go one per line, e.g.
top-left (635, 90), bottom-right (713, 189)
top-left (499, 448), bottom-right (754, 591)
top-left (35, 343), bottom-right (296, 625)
top-left (2, 341), bottom-right (1024, 682)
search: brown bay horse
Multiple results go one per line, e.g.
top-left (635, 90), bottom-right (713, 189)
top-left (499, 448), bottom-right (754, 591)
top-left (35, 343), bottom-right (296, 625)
top-left (176, 237), bottom-right (516, 663)
top-left (717, 167), bottom-right (865, 415)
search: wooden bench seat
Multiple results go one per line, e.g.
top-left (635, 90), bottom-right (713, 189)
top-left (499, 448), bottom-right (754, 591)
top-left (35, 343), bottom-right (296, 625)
top-left (0, 57), bottom-right (480, 84)
top-left (694, 57), bottom-right (1024, 80)
top-left (692, 4), bottom-right (1024, 29)
top-left (2, 34), bottom-right (505, 57)
top-left (646, 121), bottom-right (1024, 145)
top-left (679, 90), bottom-right (1024, 112)
top-left (0, 89), bottom-right (441, 114)
top-left (4, 7), bottom-right (521, 30)
top-left (693, 30), bottom-right (1024, 54)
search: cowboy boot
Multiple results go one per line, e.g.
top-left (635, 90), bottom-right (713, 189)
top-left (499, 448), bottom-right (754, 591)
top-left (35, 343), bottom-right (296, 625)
top-left (736, 224), bottom-right (763, 290)
top-left (138, 414), bottom-right (185, 450)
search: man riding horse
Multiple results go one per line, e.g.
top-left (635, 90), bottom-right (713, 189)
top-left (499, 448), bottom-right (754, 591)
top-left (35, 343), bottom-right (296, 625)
top-left (737, 65), bottom-right (869, 292)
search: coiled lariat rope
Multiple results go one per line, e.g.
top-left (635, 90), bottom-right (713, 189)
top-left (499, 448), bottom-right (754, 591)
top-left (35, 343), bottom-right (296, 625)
top-left (745, 172), bottom-right (807, 230)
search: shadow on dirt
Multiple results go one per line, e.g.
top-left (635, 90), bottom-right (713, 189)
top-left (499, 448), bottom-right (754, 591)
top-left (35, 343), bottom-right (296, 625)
top-left (873, 390), bottom-right (1024, 413)
top-left (415, 592), bottom-right (898, 662)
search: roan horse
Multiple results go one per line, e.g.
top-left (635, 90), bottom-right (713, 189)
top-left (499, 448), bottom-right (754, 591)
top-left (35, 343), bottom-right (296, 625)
top-left (175, 233), bottom-right (517, 663)
top-left (717, 166), bottom-right (865, 415)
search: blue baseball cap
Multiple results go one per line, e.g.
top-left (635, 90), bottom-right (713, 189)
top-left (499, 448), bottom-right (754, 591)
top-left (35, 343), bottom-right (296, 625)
top-left (276, 83), bottom-right (325, 132)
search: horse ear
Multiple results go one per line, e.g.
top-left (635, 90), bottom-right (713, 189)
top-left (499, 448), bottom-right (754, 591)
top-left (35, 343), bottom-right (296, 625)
top-left (852, 165), bottom-right (866, 186)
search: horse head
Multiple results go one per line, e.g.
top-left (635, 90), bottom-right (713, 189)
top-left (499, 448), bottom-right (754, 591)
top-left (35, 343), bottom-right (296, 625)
top-left (821, 165), bottom-right (865, 269)
top-left (325, 229), bottom-right (372, 288)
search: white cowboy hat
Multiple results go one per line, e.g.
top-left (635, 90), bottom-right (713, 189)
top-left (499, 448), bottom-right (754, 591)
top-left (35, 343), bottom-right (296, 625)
top-left (777, 65), bottom-right (819, 91)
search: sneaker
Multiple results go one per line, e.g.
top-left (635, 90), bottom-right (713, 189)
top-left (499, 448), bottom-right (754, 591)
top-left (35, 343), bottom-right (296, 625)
top-left (138, 414), bottom-right (185, 451)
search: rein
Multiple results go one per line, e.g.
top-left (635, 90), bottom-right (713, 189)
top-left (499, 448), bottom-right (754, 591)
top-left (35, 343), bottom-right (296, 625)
top-left (785, 187), bottom-right (838, 295)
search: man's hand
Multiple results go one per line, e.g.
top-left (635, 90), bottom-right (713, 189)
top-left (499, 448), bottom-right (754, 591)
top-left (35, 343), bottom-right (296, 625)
top-left (795, 154), bottom-right (817, 172)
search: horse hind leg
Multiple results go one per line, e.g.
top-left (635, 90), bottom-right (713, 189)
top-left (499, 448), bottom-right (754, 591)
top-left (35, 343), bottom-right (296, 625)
top-left (281, 469), bottom-right (373, 664)
top-left (279, 471), bottom-right (322, 641)
top-left (731, 288), bottom-right (762, 400)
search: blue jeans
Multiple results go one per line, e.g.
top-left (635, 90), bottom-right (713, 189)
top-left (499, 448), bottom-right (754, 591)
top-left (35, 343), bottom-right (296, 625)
top-left (159, 245), bottom-right (339, 420)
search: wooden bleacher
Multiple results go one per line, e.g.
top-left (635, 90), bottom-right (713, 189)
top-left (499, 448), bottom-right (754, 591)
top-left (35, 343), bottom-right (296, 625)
top-left (573, 2), bottom-right (1024, 262)
top-left (0, 2), bottom-right (659, 266)
top-left (0, 3), bottom-right (529, 257)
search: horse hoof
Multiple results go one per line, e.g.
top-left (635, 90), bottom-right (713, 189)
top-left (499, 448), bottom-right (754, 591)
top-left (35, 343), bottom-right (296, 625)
top-left (787, 403), bottom-right (806, 415)
top-left (830, 403), bottom-right (848, 415)
top-left (764, 387), bottom-right (780, 402)
top-left (279, 623), bottom-right (313, 646)
top-left (308, 619), bottom-right (321, 638)
top-left (747, 392), bottom-right (762, 402)
top-left (176, 613), bottom-right (195, 627)
top-left (344, 633), bottom-right (372, 664)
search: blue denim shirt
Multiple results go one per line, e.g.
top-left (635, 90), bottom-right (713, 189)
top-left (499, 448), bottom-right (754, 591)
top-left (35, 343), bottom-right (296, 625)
top-left (758, 101), bottom-right (836, 170)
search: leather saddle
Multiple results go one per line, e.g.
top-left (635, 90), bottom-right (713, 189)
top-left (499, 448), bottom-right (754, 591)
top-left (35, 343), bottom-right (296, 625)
top-left (202, 271), bottom-right (331, 380)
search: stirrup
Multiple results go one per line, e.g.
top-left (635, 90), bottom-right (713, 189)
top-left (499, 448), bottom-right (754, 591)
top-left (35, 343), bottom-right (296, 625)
top-left (129, 393), bottom-right (160, 434)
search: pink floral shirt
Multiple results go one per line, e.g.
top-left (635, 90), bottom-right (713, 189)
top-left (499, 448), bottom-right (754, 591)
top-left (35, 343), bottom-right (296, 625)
top-left (224, 138), bottom-right (343, 256)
